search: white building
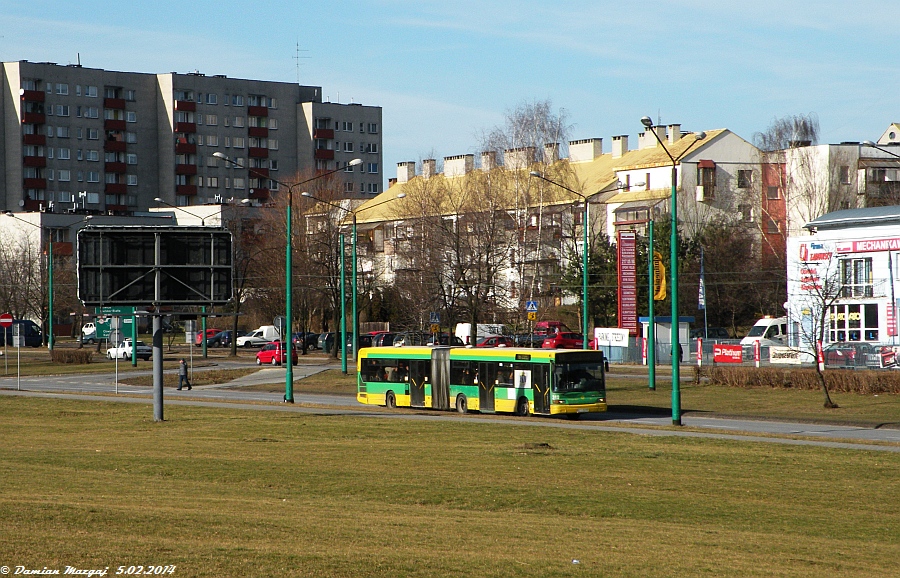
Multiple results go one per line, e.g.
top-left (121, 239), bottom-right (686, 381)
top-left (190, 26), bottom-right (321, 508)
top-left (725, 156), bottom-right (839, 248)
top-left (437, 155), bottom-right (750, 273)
top-left (786, 206), bottom-right (900, 355)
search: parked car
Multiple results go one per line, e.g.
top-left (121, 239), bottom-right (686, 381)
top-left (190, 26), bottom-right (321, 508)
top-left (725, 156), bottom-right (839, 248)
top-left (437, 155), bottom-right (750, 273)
top-left (541, 332), bottom-right (584, 349)
top-left (823, 342), bottom-right (879, 368)
top-left (106, 338), bottom-right (152, 361)
top-left (393, 331), bottom-right (430, 347)
top-left (207, 330), bottom-right (246, 348)
top-left (195, 328), bottom-right (223, 346)
top-left (372, 332), bottom-right (397, 347)
top-left (318, 332), bottom-right (342, 353)
top-left (236, 329), bottom-right (272, 348)
top-left (475, 335), bottom-right (515, 347)
top-left (292, 332), bottom-right (320, 350)
top-left (514, 334), bottom-right (545, 348)
top-left (691, 327), bottom-right (731, 339)
top-left (256, 341), bottom-right (298, 366)
top-left (426, 333), bottom-right (464, 346)
top-left (81, 322), bottom-right (98, 344)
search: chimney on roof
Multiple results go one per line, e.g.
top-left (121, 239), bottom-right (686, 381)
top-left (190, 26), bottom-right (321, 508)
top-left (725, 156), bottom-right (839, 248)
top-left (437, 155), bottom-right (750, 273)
top-left (639, 126), bottom-right (667, 150)
top-left (444, 154), bottom-right (474, 177)
top-left (387, 177), bottom-right (397, 188)
top-left (505, 146), bottom-right (535, 170)
top-left (396, 161), bottom-right (416, 184)
top-left (481, 151), bottom-right (497, 171)
top-left (612, 135), bottom-right (629, 158)
top-left (422, 158), bottom-right (436, 179)
top-left (544, 143), bottom-right (560, 163)
top-left (569, 138), bottom-right (602, 162)
top-left (667, 124), bottom-right (681, 144)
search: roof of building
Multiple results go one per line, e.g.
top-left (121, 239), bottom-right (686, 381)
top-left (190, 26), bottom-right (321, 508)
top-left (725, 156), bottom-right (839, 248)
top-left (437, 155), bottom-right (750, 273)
top-left (805, 205), bottom-right (900, 230)
top-left (353, 128), bottom-right (730, 225)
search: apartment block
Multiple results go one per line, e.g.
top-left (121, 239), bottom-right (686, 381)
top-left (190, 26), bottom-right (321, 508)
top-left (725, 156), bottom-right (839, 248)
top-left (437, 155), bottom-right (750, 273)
top-left (1, 60), bottom-right (382, 214)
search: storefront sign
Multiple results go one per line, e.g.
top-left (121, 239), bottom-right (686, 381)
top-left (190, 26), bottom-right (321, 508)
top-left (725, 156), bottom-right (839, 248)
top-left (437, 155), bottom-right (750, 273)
top-left (713, 343), bottom-right (743, 363)
top-left (837, 237), bottom-right (900, 253)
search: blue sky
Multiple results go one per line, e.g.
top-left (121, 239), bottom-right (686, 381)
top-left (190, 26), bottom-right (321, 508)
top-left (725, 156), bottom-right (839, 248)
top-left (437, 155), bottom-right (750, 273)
top-left (3, 1), bottom-right (899, 187)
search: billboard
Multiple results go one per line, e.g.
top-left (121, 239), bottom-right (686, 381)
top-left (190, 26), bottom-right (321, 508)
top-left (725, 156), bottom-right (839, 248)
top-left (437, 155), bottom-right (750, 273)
top-left (617, 231), bottom-right (638, 334)
top-left (77, 226), bottom-right (232, 306)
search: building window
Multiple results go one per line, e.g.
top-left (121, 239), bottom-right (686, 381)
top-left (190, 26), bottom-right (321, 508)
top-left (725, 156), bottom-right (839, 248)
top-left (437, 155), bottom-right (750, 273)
top-left (366, 143), bottom-right (379, 154)
top-left (125, 111), bottom-right (136, 123)
top-left (56, 83), bottom-right (68, 95)
top-left (368, 123), bottom-right (378, 133)
top-left (47, 148), bottom-right (54, 159)
top-left (126, 153), bottom-right (137, 165)
top-left (207, 177), bottom-right (219, 187)
top-left (697, 162), bottom-right (716, 197)
top-left (738, 204), bottom-right (753, 222)
top-left (269, 159), bottom-right (278, 171)
top-left (315, 118), bottom-right (330, 129)
top-left (207, 155), bottom-right (218, 167)
top-left (58, 170), bottom-right (71, 182)
top-left (126, 132), bottom-right (137, 144)
top-left (840, 257), bottom-right (873, 298)
top-left (839, 165), bottom-right (851, 185)
top-left (127, 174), bottom-right (138, 186)
top-left (233, 178), bottom-right (245, 189)
top-left (766, 186), bottom-right (780, 200)
top-left (233, 116), bottom-right (245, 128)
top-left (85, 106), bottom-right (99, 119)
top-left (367, 183), bottom-right (379, 194)
top-left (232, 95), bottom-right (243, 106)
top-left (58, 148), bottom-right (71, 160)
top-left (344, 142), bottom-right (354, 152)
top-left (85, 85), bottom-right (98, 97)
top-left (268, 118), bottom-right (277, 130)
top-left (232, 137), bottom-right (245, 149)
top-left (829, 303), bottom-right (879, 342)
top-left (367, 163), bottom-right (378, 174)
top-left (125, 89), bottom-right (136, 101)
top-left (206, 135), bottom-right (219, 146)
top-left (205, 114), bottom-right (217, 125)
top-left (737, 170), bottom-right (752, 188)
top-left (87, 171), bottom-right (100, 183)
top-left (174, 90), bottom-right (193, 101)
top-left (765, 217), bottom-right (779, 234)
top-left (206, 93), bottom-right (217, 105)
top-left (268, 139), bottom-right (278, 150)
top-left (343, 182), bottom-right (355, 193)
top-left (57, 126), bottom-right (70, 138)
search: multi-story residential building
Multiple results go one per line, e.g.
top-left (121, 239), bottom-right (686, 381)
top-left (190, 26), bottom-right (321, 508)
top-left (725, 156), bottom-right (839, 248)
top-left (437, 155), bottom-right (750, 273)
top-left (1, 60), bottom-right (382, 214)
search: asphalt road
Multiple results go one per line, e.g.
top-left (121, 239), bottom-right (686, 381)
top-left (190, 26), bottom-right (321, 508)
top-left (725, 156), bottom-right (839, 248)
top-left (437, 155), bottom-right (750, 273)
top-left (1, 361), bottom-right (899, 452)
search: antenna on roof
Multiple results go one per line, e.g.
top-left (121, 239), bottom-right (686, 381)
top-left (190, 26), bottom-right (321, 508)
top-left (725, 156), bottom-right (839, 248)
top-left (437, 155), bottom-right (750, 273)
top-left (293, 41), bottom-right (310, 85)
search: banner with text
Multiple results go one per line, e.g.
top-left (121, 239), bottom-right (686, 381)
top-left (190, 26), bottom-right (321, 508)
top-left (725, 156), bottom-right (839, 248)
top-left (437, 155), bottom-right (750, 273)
top-left (617, 231), bottom-right (638, 334)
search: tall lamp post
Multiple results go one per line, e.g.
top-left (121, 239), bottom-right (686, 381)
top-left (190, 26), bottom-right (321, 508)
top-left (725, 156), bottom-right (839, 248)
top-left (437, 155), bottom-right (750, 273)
top-left (214, 152), bottom-right (362, 402)
top-left (301, 191), bottom-right (406, 371)
top-left (528, 174), bottom-right (641, 350)
top-left (639, 117), bottom-right (706, 425)
top-left (3, 212), bottom-right (91, 351)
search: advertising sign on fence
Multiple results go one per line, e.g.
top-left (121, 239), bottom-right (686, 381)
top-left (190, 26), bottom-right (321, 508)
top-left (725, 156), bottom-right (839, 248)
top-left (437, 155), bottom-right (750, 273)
top-left (769, 346), bottom-right (802, 365)
top-left (593, 327), bottom-right (630, 348)
top-left (713, 343), bottom-right (743, 363)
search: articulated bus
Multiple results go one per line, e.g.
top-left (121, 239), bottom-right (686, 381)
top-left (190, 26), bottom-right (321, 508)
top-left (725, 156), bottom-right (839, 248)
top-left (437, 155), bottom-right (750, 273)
top-left (357, 346), bottom-right (607, 417)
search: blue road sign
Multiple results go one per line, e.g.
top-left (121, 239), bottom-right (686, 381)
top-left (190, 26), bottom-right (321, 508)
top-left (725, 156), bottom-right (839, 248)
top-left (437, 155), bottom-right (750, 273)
top-left (525, 300), bottom-right (538, 312)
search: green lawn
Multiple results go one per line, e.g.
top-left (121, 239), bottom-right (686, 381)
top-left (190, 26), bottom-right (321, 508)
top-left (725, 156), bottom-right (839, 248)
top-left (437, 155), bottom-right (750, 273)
top-left (0, 396), bottom-right (897, 577)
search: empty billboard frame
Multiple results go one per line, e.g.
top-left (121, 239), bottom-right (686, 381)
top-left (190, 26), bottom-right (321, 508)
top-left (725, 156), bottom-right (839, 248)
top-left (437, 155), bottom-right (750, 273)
top-left (78, 226), bottom-right (233, 306)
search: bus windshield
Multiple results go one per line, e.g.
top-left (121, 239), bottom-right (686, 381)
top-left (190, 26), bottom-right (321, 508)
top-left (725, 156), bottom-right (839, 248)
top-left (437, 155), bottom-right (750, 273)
top-left (553, 362), bottom-right (605, 393)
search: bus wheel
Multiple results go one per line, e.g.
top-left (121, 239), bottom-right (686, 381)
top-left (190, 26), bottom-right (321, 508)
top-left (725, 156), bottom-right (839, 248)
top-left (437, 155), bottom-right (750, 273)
top-left (515, 397), bottom-right (529, 417)
top-left (456, 394), bottom-right (468, 414)
top-left (385, 391), bottom-right (397, 409)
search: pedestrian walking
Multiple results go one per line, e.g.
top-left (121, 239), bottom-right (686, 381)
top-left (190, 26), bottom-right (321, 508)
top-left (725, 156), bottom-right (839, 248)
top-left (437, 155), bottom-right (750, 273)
top-left (177, 358), bottom-right (192, 390)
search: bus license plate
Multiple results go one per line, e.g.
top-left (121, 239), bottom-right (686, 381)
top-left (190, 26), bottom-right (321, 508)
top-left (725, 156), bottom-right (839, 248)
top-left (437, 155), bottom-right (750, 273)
top-left (577, 408), bottom-right (589, 413)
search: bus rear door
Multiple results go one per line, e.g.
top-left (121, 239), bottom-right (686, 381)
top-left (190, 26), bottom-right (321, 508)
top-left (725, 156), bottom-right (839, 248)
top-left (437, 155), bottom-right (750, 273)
top-left (532, 364), bottom-right (550, 415)
top-left (409, 359), bottom-right (428, 407)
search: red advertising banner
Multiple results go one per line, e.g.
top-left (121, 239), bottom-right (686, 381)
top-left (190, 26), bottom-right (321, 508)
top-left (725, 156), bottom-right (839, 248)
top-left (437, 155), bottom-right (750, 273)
top-left (617, 231), bottom-right (638, 334)
top-left (713, 343), bottom-right (743, 363)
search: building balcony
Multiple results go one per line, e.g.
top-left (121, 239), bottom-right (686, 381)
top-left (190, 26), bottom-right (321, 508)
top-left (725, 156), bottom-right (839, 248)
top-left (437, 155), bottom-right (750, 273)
top-left (248, 147), bottom-right (268, 158)
top-left (175, 164), bottom-right (197, 175)
top-left (174, 122), bottom-right (196, 134)
top-left (248, 126), bottom-right (268, 138)
top-left (105, 162), bottom-right (127, 173)
top-left (313, 128), bottom-right (334, 139)
top-left (23, 156), bottom-right (47, 167)
top-left (105, 183), bottom-right (127, 194)
top-left (104, 140), bottom-right (127, 152)
top-left (104, 119), bottom-right (126, 131)
top-left (314, 148), bottom-right (335, 160)
top-left (106, 204), bottom-right (128, 213)
top-left (23, 178), bottom-right (47, 189)
top-left (176, 185), bottom-right (198, 196)
top-left (22, 112), bottom-right (45, 124)
top-left (175, 142), bottom-right (196, 154)
top-left (249, 188), bottom-right (270, 200)
top-left (23, 199), bottom-right (43, 211)
top-left (175, 100), bottom-right (196, 112)
top-left (104, 98), bottom-right (126, 110)
top-left (23, 134), bottom-right (46, 145)
top-left (20, 90), bottom-right (44, 102)
top-left (248, 167), bottom-right (269, 178)
top-left (247, 105), bottom-right (268, 117)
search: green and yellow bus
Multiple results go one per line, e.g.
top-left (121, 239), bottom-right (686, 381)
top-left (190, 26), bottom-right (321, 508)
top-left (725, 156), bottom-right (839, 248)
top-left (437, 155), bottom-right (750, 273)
top-left (357, 346), bottom-right (607, 417)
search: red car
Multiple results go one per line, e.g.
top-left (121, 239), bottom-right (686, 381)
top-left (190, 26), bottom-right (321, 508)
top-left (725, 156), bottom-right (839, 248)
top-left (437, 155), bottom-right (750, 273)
top-left (256, 341), bottom-right (298, 366)
top-left (475, 335), bottom-right (515, 347)
top-left (541, 332), bottom-right (584, 349)
top-left (195, 328), bottom-right (223, 346)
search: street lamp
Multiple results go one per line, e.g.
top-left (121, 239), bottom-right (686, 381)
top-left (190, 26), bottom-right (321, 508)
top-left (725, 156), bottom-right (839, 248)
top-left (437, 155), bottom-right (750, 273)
top-left (301, 191), bottom-right (406, 372)
top-left (3, 212), bottom-right (91, 351)
top-left (640, 117), bottom-right (706, 425)
top-left (214, 152), bottom-right (361, 402)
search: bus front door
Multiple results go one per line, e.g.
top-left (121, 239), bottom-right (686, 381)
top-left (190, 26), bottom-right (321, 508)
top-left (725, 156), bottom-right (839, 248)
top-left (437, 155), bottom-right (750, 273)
top-left (532, 365), bottom-right (550, 415)
top-left (478, 362), bottom-right (497, 413)
top-left (409, 360), bottom-right (428, 407)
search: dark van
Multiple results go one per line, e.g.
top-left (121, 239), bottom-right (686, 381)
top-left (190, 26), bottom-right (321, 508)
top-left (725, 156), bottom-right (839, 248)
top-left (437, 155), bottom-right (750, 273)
top-left (0, 319), bottom-right (44, 347)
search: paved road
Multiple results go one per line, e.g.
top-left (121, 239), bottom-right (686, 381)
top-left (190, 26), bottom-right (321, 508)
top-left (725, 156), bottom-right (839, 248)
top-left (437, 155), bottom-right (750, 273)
top-left (1, 362), bottom-right (899, 452)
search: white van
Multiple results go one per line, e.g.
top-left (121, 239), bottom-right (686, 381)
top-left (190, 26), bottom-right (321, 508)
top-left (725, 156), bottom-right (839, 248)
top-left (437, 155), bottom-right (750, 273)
top-left (236, 325), bottom-right (281, 347)
top-left (740, 316), bottom-right (788, 347)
